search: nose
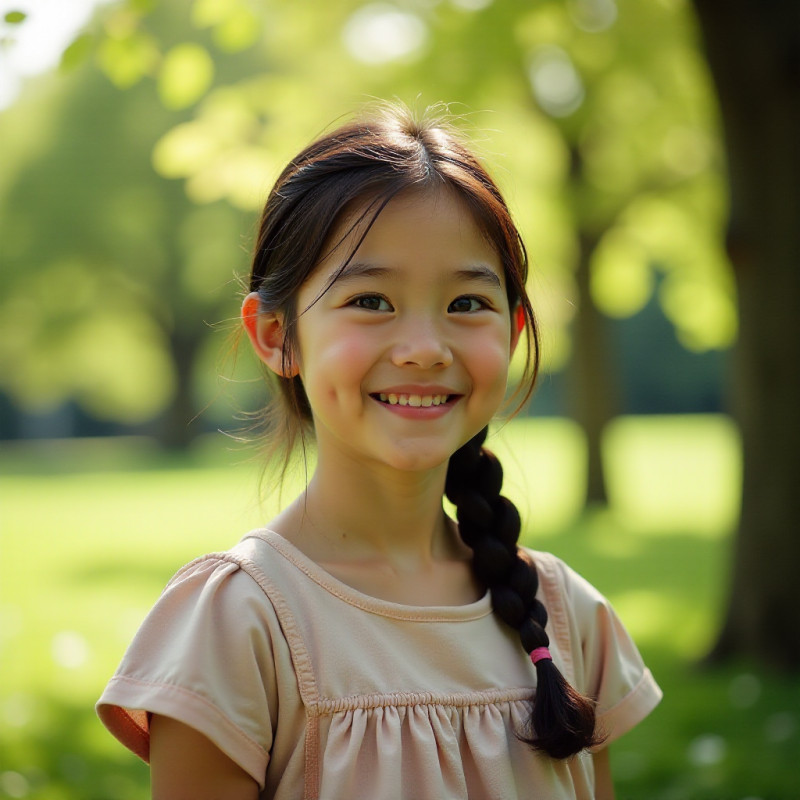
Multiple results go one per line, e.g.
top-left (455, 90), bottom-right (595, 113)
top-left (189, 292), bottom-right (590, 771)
top-left (391, 316), bottom-right (453, 369)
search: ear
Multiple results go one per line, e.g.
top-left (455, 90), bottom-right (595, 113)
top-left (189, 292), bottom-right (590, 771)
top-left (509, 303), bottom-right (525, 357)
top-left (241, 292), bottom-right (299, 377)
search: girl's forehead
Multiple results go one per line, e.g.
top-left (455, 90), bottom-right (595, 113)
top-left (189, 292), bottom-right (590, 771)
top-left (321, 186), bottom-right (500, 268)
top-left (349, 185), bottom-right (476, 228)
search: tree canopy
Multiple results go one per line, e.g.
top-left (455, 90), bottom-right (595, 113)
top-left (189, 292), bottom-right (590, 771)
top-left (0, 0), bottom-right (729, 434)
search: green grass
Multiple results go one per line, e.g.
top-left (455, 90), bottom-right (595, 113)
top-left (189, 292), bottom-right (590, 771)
top-left (1, 416), bottom-right (798, 799)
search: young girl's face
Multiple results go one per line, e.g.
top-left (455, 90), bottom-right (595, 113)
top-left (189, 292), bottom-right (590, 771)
top-left (293, 187), bottom-right (519, 474)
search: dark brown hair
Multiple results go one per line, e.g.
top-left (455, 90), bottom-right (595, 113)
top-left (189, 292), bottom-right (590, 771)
top-left (247, 104), bottom-right (600, 758)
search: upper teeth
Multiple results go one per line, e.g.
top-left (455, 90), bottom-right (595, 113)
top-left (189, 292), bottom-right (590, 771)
top-left (379, 393), bottom-right (449, 407)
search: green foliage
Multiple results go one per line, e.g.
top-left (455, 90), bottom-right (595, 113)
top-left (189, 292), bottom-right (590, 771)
top-left (0, 0), bottom-right (732, 431)
top-left (97, 28), bottom-right (161, 89)
top-left (60, 33), bottom-right (96, 72)
top-left (1, 418), bottom-right (797, 797)
top-left (190, 0), bottom-right (261, 53)
top-left (157, 42), bottom-right (214, 109)
top-left (4, 10), bottom-right (26, 24)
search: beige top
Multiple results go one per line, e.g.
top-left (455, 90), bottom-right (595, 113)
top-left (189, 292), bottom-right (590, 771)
top-left (97, 529), bottom-right (662, 799)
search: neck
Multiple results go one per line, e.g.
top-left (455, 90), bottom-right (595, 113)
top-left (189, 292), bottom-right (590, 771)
top-left (274, 446), bottom-right (460, 568)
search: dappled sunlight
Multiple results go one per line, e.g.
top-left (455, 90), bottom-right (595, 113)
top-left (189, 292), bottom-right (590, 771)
top-left (51, 631), bottom-right (90, 671)
top-left (527, 45), bottom-right (585, 118)
top-left (156, 43), bottom-right (214, 110)
top-left (66, 311), bottom-right (176, 422)
top-left (152, 99), bottom-right (275, 209)
top-left (661, 273), bottom-right (738, 351)
top-left (591, 228), bottom-right (654, 317)
top-left (604, 415), bottom-right (740, 537)
top-left (451, 0), bottom-right (494, 11)
top-left (490, 417), bottom-right (586, 535)
top-left (187, 145), bottom-right (274, 209)
top-left (492, 415), bottom-right (740, 539)
top-left (97, 25), bottom-right (160, 90)
top-left (342, 4), bottom-right (427, 65)
top-left (189, 0), bottom-right (261, 53)
top-left (567, 0), bottom-right (618, 33)
top-left (610, 590), bottom-right (674, 646)
top-left (578, 508), bottom-right (645, 559)
top-left (608, 573), bottom-right (721, 660)
top-left (610, 194), bottom-right (735, 351)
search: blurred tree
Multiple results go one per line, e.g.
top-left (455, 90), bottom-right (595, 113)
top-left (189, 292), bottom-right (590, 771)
top-left (1, 0), bottom-right (731, 475)
top-left (0, 1), bottom-right (265, 446)
top-left (0, 0), bottom-right (376, 444)
top-left (693, 0), bottom-right (800, 669)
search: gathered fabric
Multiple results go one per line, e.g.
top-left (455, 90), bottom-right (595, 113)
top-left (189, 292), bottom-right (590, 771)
top-left (97, 529), bottom-right (661, 799)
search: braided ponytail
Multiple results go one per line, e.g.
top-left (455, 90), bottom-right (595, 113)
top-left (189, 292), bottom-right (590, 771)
top-left (445, 427), bottom-right (602, 759)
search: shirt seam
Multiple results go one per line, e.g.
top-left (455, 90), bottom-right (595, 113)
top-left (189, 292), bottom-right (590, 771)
top-left (106, 674), bottom-right (268, 758)
top-left (529, 550), bottom-right (577, 686)
top-left (312, 687), bottom-right (535, 716)
top-left (245, 529), bottom-right (494, 623)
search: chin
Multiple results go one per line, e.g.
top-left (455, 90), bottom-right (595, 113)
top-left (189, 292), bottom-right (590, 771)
top-left (381, 446), bottom-right (453, 473)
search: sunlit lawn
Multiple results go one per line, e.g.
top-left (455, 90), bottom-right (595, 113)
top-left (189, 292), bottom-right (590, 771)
top-left (1, 416), bottom-right (798, 799)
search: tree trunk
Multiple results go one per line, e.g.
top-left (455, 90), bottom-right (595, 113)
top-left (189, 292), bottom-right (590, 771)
top-left (567, 143), bottom-right (617, 506)
top-left (158, 327), bottom-right (203, 450)
top-left (569, 228), bottom-right (614, 505)
top-left (693, 0), bottom-right (800, 669)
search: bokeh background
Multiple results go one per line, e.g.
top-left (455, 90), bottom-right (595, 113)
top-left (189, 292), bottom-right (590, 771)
top-left (1, 0), bottom-right (798, 798)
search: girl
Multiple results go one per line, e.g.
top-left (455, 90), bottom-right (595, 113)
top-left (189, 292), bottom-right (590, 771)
top-left (97, 105), bottom-right (661, 800)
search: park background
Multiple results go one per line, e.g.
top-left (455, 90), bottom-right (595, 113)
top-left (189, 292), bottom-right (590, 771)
top-left (1, 0), bottom-right (798, 798)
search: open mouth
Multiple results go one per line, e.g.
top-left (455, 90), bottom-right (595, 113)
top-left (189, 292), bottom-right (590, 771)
top-left (371, 392), bottom-right (453, 408)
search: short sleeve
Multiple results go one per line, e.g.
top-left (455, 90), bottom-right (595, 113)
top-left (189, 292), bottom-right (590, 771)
top-left (96, 554), bottom-right (280, 787)
top-left (534, 552), bottom-right (663, 748)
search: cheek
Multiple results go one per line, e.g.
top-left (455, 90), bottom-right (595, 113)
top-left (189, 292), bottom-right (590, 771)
top-left (484, 348), bottom-right (513, 394)
top-left (298, 327), bottom-right (376, 398)
top-left (468, 330), bottom-right (512, 386)
top-left (327, 338), bottom-right (376, 382)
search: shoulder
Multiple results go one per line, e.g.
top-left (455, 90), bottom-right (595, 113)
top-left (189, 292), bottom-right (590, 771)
top-left (97, 535), bottom-right (293, 786)
top-left (521, 548), bottom-right (607, 615)
top-left (127, 531), bottom-right (302, 668)
top-left (163, 529), bottom-right (290, 604)
top-left (520, 547), bottom-right (628, 653)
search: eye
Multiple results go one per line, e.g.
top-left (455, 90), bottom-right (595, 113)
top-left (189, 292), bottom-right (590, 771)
top-left (351, 294), bottom-right (393, 312)
top-left (448, 295), bottom-right (487, 313)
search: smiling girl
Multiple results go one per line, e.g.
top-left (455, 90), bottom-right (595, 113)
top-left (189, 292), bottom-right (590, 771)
top-left (97, 105), bottom-right (661, 800)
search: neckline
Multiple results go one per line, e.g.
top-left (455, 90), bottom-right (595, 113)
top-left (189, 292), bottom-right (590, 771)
top-left (243, 528), bottom-right (494, 622)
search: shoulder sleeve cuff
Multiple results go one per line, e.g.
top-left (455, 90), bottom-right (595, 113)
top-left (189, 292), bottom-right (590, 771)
top-left (592, 667), bottom-right (662, 750)
top-left (97, 675), bottom-right (270, 788)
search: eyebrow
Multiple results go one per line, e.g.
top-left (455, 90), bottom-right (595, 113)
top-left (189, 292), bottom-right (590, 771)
top-left (330, 261), bottom-right (503, 289)
top-left (454, 265), bottom-right (503, 288)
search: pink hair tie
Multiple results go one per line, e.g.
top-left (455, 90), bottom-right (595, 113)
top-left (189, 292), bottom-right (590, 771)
top-left (530, 647), bottom-right (552, 665)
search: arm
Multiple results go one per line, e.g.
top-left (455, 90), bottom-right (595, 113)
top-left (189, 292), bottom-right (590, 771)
top-left (150, 715), bottom-right (260, 800)
top-left (592, 747), bottom-right (615, 800)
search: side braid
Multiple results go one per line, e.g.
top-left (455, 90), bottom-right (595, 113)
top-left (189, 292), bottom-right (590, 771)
top-left (445, 427), bottom-right (603, 759)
